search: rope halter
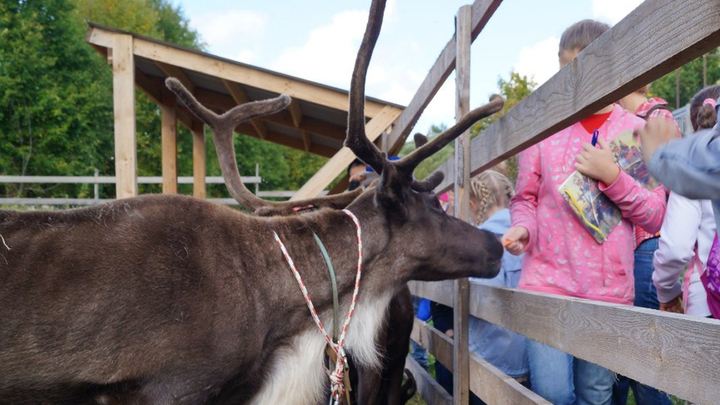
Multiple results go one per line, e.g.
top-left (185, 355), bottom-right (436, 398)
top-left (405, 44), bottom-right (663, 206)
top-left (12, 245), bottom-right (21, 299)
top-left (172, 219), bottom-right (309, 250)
top-left (272, 209), bottom-right (363, 405)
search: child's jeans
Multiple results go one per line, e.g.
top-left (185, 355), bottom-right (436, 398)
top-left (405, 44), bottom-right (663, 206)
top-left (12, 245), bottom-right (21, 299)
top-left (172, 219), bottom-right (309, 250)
top-left (611, 238), bottom-right (671, 405)
top-left (527, 340), bottom-right (614, 405)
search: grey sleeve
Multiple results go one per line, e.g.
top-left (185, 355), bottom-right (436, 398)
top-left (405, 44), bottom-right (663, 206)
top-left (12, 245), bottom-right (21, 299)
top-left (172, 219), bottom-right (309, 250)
top-left (648, 127), bottom-right (720, 200)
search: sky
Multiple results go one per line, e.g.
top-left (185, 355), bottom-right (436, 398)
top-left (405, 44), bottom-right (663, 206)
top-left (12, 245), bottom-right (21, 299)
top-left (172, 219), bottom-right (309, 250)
top-left (171, 0), bottom-right (643, 134)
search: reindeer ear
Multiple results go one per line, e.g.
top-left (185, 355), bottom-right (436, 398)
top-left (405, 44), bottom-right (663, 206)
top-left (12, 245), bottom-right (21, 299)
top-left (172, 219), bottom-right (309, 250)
top-left (375, 162), bottom-right (410, 218)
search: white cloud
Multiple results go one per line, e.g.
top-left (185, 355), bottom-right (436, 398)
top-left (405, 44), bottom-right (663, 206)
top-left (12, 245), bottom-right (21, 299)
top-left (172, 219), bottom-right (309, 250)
top-left (591, 0), bottom-right (644, 24)
top-left (189, 9), bottom-right (267, 62)
top-left (268, 10), bottom-right (368, 88)
top-left (513, 37), bottom-right (560, 87)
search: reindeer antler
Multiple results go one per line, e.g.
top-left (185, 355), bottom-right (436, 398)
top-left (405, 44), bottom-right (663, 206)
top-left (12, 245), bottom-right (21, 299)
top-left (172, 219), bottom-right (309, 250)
top-left (346, 0), bottom-right (504, 192)
top-left (166, 78), bottom-right (362, 216)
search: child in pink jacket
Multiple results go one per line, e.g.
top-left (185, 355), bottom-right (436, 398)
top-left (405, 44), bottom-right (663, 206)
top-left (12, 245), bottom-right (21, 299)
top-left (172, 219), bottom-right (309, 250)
top-left (502, 19), bottom-right (667, 405)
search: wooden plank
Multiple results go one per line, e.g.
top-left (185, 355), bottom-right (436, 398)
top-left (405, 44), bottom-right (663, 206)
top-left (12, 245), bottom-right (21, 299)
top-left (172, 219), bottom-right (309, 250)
top-left (433, 0), bottom-right (720, 193)
top-left (452, 6), bottom-right (472, 405)
top-left (124, 34), bottom-right (401, 117)
top-left (412, 280), bottom-right (720, 405)
top-left (233, 123), bottom-right (338, 158)
top-left (289, 99), bottom-right (303, 127)
top-left (155, 61), bottom-right (194, 92)
top-left (112, 34), bottom-right (137, 199)
top-left (470, 284), bottom-right (720, 405)
top-left (192, 121), bottom-right (206, 198)
top-left (411, 318), bottom-right (548, 405)
top-left (301, 130), bottom-right (311, 152)
top-left (161, 87), bottom-right (178, 194)
top-left (385, 0), bottom-right (503, 154)
top-left (411, 318), bottom-right (454, 370)
top-left (290, 105), bottom-right (401, 200)
top-left (222, 80), bottom-right (267, 139)
top-left (405, 356), bottom-right (452, 405)
top-left (409, 280), bottom-right (454, 307)
top-left (469, 353), bottom-right (551, 405)
top-left (134, 69), bottom-right (194, 129)
top-left (196, 87), bottom-right (346, 143)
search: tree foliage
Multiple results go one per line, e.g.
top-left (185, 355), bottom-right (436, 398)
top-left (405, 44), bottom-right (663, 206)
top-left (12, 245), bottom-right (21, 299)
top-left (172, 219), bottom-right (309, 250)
top-left (1, 0), bottom-right (328, 200)
top-left (408, 72), bottom-right (536, 183)
top-left (649, 49), bottom-right (720, 109)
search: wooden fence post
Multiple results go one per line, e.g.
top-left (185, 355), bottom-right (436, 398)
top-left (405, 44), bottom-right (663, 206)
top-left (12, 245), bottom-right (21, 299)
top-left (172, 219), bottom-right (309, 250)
top-left (112, 34), bottom-right (137, 198)
top-left (453, 5), bottom-right (473, 405)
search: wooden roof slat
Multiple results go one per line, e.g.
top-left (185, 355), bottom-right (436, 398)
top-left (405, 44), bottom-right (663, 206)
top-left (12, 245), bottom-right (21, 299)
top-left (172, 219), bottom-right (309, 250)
top-left (222, 79), bottom-right (267, 139)
top-left (289, 99), bottom-right (304, 128)
top-left (155, 61), bottom-right (194, 92)
top-left (86, 25), bottom-right (402, 118)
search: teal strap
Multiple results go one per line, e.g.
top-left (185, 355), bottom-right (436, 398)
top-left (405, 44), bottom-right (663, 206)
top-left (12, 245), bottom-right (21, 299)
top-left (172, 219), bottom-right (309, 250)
top-left (312, 230), bottom-right (339, 341)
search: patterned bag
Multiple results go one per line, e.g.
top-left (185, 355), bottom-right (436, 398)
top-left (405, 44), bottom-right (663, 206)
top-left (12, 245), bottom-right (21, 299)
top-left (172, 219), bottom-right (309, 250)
top-left (701, 233), bottom-right (720, 318)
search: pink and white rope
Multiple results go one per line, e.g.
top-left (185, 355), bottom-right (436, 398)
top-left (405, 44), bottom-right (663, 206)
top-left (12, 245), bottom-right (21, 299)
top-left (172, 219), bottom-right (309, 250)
top-left (272, 209), bottom-right (363, 405)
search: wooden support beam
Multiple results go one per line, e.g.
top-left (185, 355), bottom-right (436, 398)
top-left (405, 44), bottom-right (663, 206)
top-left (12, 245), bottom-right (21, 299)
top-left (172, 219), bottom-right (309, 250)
top-left (197, 87), bottom-right (347, 142)
top-left (385, 0), bottom-right (503, 154)
top-left (234, 123), bottom-right (338, 158)
top-left (221, 79), bottom-right (268, 139)
top-left (161, 87), bottom-right (178, 194)
top-left (87, 30), bottom-right (399, 117)
top-left (155, 61), bottom-right (194, 93)
top-left (434, 0), bottom-right (720, 193)
top-left (134, 68), bottom-right (194, 129)
top-left (290, 105), bottom-right (401, 200)
top-left (452, 7), bottom-right (472, 405)
top-left (112, 34), bottom-right (137, 198)
top-left (301, 130), bottom-right (311, 152)
top-left (289, 99), bottom-right (303, 127)
top-left (192, 120), bottom-right (206, 198)
top-left (406, 357), bottom-right (452, 405)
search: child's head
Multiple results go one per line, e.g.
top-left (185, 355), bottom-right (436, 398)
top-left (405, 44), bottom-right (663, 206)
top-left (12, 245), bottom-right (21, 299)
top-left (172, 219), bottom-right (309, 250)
top-left (689, 85), bottom-right (720, 131)
top-left (469, 170), bottom-right (514, 225)
top-left (618, 84), bottom-right (651, 114)
top-left (559, 19), bottom-right (611, 68)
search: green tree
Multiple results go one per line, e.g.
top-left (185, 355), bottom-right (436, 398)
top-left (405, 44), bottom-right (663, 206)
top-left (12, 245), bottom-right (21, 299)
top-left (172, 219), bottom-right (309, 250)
top-left (0, 0), bottom-right (114, 198)
top-left (649, 49), bottom-right (720, 109)
top-left (408, 72), bottom-right (536, 183)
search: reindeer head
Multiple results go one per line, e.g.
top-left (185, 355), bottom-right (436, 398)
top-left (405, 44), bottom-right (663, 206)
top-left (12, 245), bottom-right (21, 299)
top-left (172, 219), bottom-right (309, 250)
top-left (338, 0), bottom-right (504, 282)
top-left (166, 0), bottom-right (504, 284)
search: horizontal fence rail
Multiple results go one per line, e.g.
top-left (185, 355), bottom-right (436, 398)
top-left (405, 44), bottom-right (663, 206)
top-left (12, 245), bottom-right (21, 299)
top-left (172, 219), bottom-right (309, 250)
top-left (409, 280), bottom-right (720, 405)
top-left (0, 175), bottom-right (299, 205)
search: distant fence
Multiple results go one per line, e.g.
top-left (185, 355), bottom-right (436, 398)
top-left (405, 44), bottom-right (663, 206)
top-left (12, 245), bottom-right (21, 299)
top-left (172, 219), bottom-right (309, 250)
top-left (0, 173), bottom-right (297, 206)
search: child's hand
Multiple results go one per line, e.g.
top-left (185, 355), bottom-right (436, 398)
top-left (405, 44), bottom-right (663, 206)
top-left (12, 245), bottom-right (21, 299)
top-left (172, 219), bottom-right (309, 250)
top-left (636, 117), bottom-right (680, 165)
top-left (575, 139), bottom-right (620, 185)
top-left (659, 295), bottom-right (684, 314)
top-left (502, 226), bottom-right (529, 255)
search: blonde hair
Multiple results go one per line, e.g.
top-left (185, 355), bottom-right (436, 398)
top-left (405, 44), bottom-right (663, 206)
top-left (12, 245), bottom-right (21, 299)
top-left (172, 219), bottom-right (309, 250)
top-left (469, 170), bottom-right (514, 225)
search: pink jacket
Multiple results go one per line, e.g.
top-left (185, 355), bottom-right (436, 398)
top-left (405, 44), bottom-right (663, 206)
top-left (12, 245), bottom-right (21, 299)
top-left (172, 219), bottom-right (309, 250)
top-left (510, 105), bottom-right (667, 305)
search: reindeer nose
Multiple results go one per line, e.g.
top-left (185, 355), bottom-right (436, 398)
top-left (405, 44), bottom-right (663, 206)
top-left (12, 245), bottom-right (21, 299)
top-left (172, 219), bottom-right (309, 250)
top-left (479, 229), bottom-right (504, 276)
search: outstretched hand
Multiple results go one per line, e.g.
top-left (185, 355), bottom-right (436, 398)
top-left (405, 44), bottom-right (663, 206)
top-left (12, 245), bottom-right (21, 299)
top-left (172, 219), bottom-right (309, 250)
top-left (636, 117), bottom-right (680, 165)
top-left (502, 226), bottom-right (529, 256)
top-left (575, 139), bottom-right (620, 185)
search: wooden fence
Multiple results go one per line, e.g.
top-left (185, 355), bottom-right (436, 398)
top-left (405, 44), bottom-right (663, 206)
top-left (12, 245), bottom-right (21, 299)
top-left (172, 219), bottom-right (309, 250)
top-left (0, 171), bottom-right (299, 206)
top-left (405, 0), bottom-right (720, 404)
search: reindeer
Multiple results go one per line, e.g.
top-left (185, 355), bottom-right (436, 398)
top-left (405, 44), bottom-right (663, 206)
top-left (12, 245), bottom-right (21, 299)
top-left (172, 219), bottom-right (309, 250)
top-left (0, 0), bottom-right (504, 403)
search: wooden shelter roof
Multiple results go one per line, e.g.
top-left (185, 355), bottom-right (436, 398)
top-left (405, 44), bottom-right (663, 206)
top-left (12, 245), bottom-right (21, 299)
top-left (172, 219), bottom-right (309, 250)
top-left (85, 23), bottom-right (404, 159)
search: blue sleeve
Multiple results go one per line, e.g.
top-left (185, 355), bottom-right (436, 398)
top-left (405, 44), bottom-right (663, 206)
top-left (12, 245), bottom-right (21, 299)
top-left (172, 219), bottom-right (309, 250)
top-left (648, 127), bottom-right (720, 200)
